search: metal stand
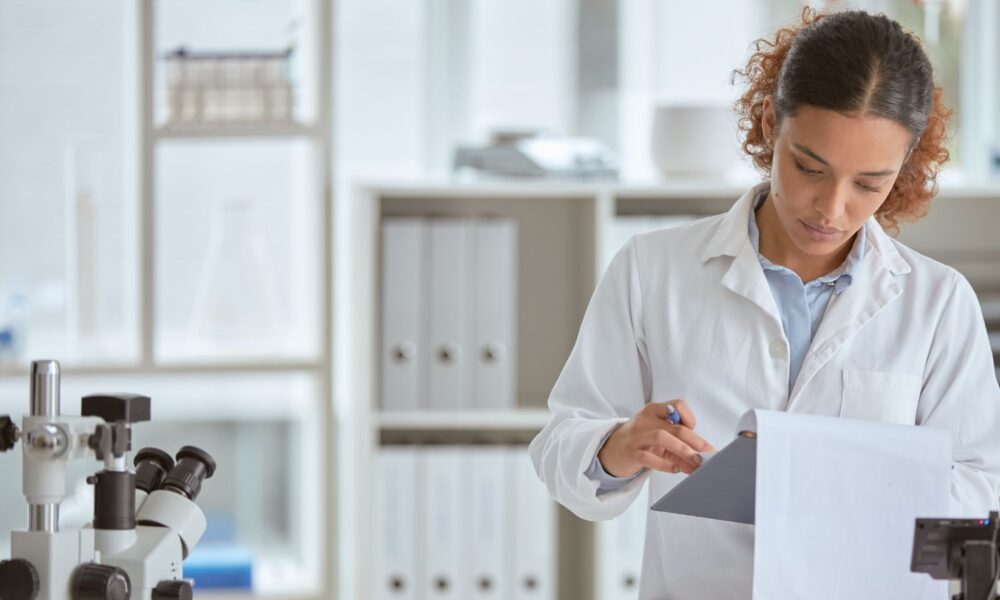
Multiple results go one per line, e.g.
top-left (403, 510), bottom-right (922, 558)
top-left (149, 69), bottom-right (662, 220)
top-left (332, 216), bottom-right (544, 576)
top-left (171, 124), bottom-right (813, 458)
top-left (954, 540), bottom-right (999, 600)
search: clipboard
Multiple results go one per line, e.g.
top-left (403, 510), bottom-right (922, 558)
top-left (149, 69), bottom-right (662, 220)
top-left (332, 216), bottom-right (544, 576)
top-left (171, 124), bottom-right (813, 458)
top-left (649, 431), bottom-right (757, 525)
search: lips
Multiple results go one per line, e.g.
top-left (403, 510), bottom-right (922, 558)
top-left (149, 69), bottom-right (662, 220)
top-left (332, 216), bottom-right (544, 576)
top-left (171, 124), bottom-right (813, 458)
top-left (803, 221), bottom-right (839, 234)
top-left (799, 219), bottom-right (843, 242)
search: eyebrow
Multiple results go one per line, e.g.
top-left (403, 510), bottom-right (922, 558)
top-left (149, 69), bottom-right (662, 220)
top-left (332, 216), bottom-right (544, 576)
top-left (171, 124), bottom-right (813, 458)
top-left (792, 143), bottom-right (897, 177)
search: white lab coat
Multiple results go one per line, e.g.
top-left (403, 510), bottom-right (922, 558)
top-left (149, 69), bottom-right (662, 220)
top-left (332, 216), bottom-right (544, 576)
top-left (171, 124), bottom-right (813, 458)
top-left (528, 181), bottom-right (1000, 599)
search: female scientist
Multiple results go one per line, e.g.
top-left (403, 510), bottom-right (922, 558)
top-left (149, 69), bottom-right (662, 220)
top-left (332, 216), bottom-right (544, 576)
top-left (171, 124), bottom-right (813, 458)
top-left (529, 8), bottom-right (1000, 599)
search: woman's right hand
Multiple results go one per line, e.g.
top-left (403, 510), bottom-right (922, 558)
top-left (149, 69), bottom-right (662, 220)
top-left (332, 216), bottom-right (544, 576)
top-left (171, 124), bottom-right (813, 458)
top-left (597, 400), bottom-right (716, 477)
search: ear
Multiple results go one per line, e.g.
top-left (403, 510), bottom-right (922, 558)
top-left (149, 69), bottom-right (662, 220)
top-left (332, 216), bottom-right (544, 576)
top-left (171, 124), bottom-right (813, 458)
top-left (761, 95), bottom-right (777, 143)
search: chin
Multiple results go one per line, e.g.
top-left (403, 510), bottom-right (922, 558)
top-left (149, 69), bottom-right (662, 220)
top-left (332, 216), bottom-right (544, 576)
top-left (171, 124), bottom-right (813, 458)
top-left (794, 237), bottom-right (842, 256)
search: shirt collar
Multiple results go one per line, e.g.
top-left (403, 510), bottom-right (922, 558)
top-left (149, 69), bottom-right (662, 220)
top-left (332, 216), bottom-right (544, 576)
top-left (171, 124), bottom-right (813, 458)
top-left (747, 186), bottom-right (866, 293)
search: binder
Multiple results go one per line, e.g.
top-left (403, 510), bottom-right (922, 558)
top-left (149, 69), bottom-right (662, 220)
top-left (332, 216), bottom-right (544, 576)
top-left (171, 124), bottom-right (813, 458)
top-left (465, 447), bottom-right (508, 599)
top-left (373, 447), bottom-right (421, 600)
top-left (381, 219), bottom-right (427, 411)
top-left (427, 220), bottom-right (474, 410)
top-left (595, 492), bottom-right (646, 600)
top-left (508, 448), bottom-right (556, 600)
top-left (423, 447), bottom-right (466, 599)
top-left (472, 220), bottom-right (518, 410)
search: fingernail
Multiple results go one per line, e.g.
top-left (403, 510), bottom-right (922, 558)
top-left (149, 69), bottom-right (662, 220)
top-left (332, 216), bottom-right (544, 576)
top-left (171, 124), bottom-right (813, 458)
top-left (691, 454), bottom-right (702, 465)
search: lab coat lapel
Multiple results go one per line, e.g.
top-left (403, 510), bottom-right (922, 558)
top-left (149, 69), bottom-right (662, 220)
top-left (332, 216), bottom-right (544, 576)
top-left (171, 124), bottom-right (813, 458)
top-left (720, 240), bottom-right (784, 327)
top-left (704, 182), bottom-right (784, 328)
top-left (787, 219), bottom-right (911, 408)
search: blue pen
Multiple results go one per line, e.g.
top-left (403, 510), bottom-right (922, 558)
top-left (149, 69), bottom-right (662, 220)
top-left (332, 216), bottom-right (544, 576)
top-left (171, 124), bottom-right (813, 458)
top-left (665, 404), bottom-right (682, 424)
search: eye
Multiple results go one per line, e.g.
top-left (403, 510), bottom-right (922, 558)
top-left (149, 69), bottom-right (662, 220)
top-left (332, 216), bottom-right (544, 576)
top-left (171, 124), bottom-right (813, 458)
top-left (794, 160), bottom-right (821, 175)
top-left (856, 182), bottom-right (881, 194)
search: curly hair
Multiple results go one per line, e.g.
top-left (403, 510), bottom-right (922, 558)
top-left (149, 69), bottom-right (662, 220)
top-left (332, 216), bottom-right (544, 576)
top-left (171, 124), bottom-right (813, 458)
top-left (732, 7), bottom-right (952, 234)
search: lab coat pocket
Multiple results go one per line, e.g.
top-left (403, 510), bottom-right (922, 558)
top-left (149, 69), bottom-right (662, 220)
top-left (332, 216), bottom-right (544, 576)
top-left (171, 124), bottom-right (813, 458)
top-left (840, 369), bottom-right (922, 426)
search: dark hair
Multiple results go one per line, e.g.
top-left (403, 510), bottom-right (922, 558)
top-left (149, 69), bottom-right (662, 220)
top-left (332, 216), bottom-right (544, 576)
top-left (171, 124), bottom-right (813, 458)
top-left (733, 8), bottom-right (952, 233)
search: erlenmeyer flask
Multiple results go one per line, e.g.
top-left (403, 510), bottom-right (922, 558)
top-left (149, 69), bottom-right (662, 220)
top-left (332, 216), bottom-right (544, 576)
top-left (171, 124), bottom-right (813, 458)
top-left (187, 197), bottom-right (281, 353)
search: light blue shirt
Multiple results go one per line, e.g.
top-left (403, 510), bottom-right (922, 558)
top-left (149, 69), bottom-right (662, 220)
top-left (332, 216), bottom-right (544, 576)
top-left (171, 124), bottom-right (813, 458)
top-left (586, 187), bottom-right (867, 492)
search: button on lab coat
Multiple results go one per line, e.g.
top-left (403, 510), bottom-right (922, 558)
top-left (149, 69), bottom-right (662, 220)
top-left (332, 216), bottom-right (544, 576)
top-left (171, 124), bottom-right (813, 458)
top-left (528, 182), bottom-right (1000, 599)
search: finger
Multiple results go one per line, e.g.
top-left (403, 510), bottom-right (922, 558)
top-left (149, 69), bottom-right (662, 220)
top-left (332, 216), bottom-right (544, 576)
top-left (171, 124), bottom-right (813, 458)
top-left (646, 429), bottom-right (703, 467)
top-left (667, 399), bottom-right (697, 429)
top-left (637, 450), bottom-right (685, 474)
top-left (670, 425), bottom-right (716, 453)
top-left (646, 447), bottom-right (697, 475)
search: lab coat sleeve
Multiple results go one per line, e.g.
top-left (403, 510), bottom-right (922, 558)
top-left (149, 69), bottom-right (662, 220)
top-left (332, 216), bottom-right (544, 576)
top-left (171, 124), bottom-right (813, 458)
top-left (920, 271), bottom-right (1000, 517)
top-left (528, 238), bottom-right (653, 521)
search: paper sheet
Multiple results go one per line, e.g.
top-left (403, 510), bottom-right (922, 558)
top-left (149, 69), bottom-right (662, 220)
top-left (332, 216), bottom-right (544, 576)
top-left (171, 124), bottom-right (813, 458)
top-left (744, 410), bottom-right (951, 599)
top-left (650, 409), bottom-right (952, 598)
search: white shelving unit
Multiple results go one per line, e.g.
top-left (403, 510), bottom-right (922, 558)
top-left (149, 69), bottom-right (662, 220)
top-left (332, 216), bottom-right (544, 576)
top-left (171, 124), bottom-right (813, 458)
top-left (346, 177), bottom-right (1000, 600)
top-left (0, 1), bottom-right (330, 597)
top-left (136, 1), bottom-right (335, 597)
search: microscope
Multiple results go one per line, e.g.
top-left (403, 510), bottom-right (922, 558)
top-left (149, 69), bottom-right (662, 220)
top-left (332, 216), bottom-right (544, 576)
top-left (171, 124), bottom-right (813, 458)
top-left (0, 360), bottom-right (218, 600)
top-left (912, 510), bottom-right (1000, 600)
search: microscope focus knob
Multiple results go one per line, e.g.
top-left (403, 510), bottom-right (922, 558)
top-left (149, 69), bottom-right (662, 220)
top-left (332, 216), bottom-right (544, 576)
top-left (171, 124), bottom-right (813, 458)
top-left (72, 563), bottom-right (131, 600)
top-left (0, 558), bottom-right (40, 600)
top-left (152, 580), bottom-right (193, 600)
top-left (0, 415), bottom-right (18, 452)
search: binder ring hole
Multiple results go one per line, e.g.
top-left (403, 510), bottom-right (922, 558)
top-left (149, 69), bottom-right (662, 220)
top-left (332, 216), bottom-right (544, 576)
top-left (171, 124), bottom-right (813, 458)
top-left (524, 576), bottom-right (538, 590)
top-left (438, 343), bottom-right (461, 364)
top-left (478, 576), bottom-right (492, 590)
top-left (624, 574), bottom-right (636, 588)
top-left (393, 342), bottom-right (416, 363)
top-left (435, 577), bottom-right (449, 591)
top-left (389, 576), bottom-right (405, 591)
top-left (482, 342), bottom-right (505, 363)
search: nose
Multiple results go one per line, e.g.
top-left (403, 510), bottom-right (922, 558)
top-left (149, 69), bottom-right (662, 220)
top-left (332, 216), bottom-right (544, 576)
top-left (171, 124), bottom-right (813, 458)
top-left (812, 179), bottom-right (851, 223)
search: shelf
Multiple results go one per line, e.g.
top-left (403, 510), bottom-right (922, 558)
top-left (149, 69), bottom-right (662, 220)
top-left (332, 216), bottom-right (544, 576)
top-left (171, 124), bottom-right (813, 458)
top-left (153, 122), bottom-right (321, 141)
top-left (360, 176), bottom-right (1000, 202)
top-left (377, 408), bottom-right (551, 432)
top-left (0, 358), bottom-right (323, 379)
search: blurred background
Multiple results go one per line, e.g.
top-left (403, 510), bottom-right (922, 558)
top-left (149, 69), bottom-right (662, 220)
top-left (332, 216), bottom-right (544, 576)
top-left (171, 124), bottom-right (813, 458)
top-left (0, 0), bottom-right (997, 599)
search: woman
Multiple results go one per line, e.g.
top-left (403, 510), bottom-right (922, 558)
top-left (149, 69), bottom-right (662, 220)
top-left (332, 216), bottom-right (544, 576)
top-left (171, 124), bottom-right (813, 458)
top-left (528, 8), bottom-right (1000, 599)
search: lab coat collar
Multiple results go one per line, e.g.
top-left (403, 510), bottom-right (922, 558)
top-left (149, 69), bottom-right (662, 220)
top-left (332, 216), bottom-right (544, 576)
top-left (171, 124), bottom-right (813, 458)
top-left (702, 181), bottom-right (912, 278)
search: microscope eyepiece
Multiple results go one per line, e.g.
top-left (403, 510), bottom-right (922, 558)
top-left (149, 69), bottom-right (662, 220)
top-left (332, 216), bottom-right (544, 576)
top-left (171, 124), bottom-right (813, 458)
top-left (134, 447), bottom-right (175, 494)
top-left (160, 445), bottom-right (216, 501)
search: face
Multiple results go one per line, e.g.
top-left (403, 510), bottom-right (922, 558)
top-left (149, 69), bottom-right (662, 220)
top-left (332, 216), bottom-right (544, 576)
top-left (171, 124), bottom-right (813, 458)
top-left (761, 96), bottom-right (913, 259)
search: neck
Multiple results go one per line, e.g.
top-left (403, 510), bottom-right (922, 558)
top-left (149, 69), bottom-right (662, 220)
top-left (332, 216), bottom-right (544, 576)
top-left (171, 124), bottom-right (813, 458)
top-left (754, 193), bottom-right (855, 283)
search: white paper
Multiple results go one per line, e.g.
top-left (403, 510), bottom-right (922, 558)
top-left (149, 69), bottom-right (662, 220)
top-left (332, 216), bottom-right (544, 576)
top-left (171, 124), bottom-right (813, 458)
top-left (742, 410), bottom-right (951, 600)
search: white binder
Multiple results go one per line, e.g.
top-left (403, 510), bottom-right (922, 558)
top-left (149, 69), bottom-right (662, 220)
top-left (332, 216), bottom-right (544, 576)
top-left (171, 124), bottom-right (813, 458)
top-left (508, 448), bottom-right (556, 600)
top-left (428, 220), bottom-right (473, 410)
top-left (465, 447), bottom-right (508, 599)
top-left (423, 447), bottom-right (466, 599)
top-left (595, 492), bottom-right (646, 600)
top-left (381, 219), bottom-right (426, 411)
top-left (373, 447), bottom-right (421, 600)
top-left (472, 220), bottom-right (518, 410)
